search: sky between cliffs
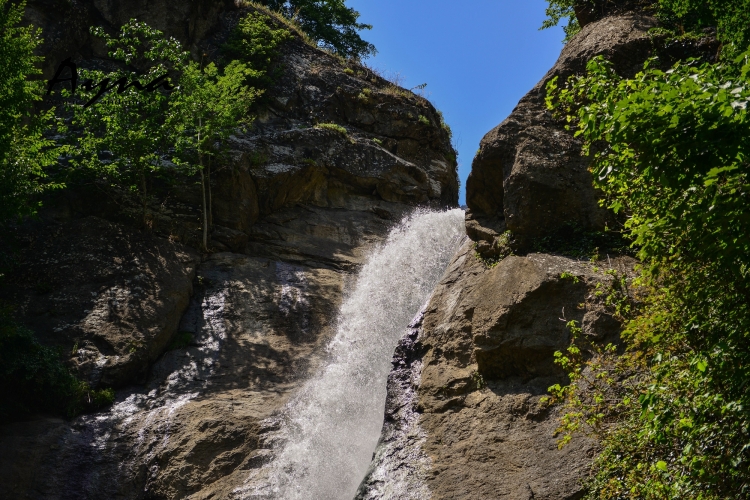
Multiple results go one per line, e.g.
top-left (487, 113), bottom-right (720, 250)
top-left (347, 0), bottom-right (566, 206)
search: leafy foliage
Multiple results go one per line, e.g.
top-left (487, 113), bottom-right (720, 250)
top-left (168, 60), bottom-right (259, 249)
top-left (0, 309), bottom-right (114, 422)
top-left (221, 11), bottom-right (292, 89)
top-left (657, 0), bottom-right (750, 51)
top-left (546, 46), bottom-right (750, 499)
top-left (541, 0), bottom-right (581, 41)
top-left (548, 54), bottom-right (750, 276)
top-left (59, 20), bottom-right (188, 227)
top-left (0, 0), bottom-right (60, 224)
top-left (59, 20), bottom-right (259, 245)
top-left (252, 0), bottom-right (375, 59)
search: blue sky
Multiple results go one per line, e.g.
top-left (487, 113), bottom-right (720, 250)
top-left (347, 0), bottom-right (566, 205)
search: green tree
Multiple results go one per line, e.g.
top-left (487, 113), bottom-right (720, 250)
top-left (540, 0), bottom-right (580, 41)
top-left (221, 10), bottom-right (292, 89)
top-left (254, 0), bottom-right (375, 59)
top-left (546, 48), bottom-right (750, 499)
top-left (657, 0), bottom-right (750, 51)
top-left (168, 60), bottom-right (259, 250)
top-left (0, 0), bottom-right (59, 224)
top-left (61, 21), bottom-right (187, 227)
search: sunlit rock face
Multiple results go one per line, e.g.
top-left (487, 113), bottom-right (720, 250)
top-left (29, 2), bottom-right (458, 251)
top-left (0, 3), bottom-right (459, 499)
top-left (466, 14), bottom-right (657, 251)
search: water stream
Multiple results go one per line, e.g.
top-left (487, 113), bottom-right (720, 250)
top-left (246, 208), bottom-right (465, 499)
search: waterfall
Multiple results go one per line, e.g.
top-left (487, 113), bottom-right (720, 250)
top-left (250, 208), bottom-right (465, 499)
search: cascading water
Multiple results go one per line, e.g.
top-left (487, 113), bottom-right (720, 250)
top-left (247, 208), bottom-right (465, 500)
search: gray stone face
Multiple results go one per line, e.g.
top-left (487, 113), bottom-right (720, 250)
top-left (466, 14), bottom-right (658, 248)
top-left (0, 216), bottom-right (200, 388)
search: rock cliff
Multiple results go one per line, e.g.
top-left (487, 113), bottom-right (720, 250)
top-left (465, 8), bottom-right (718, 255)
top-left (466, 13), bottom-right (657, 251)
top-left (2, 3), bottom-right (715, 499)
top-left (0, 3), bottom-right (457, 499)
top-left (358, 12), bottom-right (657, 500)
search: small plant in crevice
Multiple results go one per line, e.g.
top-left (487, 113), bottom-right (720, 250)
top-left (315, 122), bottom-right (348, 135)
top-left (356, 88), bottom-right (372, 103)
top-left (559, 271), bottom-right (580, 284)
top-left (381, 84), bottom-right (414, 100)
top-left (474, 230), bottom-right (515, 268)
top-left (248, 150), bottom-right (270, 168)
top-left (417, 114), bottom-right (430, 126)
top-left (474, 246), bottom-right (499, 268)
top-left (436, 110), bottom-right (453, 141)
top-left (195, 274), bottom-right (212, 288)
top-left (471, 370), bottom-right (486, 390)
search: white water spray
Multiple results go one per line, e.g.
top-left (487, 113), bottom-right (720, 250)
top-left (253, 208), bottom-right (465, 499)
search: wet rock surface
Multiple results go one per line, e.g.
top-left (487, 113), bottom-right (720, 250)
top-left (355, 310), bottom-right (433, 500)
top-left (0, 252), bottom-right (342, 499)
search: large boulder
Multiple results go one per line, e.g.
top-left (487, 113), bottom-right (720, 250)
top-left (358, 241), bottom-right (637, 499)
top-left (0, 217), bottom-right (199, 388)
top-left (466, 13), bottom-right (658, 249)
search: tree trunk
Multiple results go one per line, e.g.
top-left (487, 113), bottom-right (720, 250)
top-left (198, 118), bottom-right (208, 251)
top-left (207, 154), bottom-right (213, 229)
top-left (141, 171), bottom-right (148, 229)
top-left (200, 164), bottom-right (208, 251)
